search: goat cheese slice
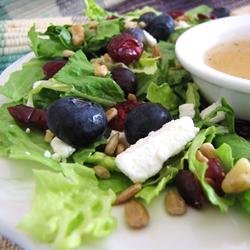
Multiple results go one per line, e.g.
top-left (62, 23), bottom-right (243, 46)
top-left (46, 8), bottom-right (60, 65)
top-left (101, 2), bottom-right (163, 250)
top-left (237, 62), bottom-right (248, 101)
top-left (115, 116), bottom-right (199, 183)
top-left (50, 137), bottom-right (76, 160)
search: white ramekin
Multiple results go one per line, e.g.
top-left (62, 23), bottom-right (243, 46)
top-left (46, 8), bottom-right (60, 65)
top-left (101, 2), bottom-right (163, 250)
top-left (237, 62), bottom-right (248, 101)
top-left (175, 15), bottom-right (250, 120)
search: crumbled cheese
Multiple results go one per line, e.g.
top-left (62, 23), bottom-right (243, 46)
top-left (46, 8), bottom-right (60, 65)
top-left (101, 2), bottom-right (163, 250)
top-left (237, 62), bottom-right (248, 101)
top-left (50, 137), bottom-right (76, 159)
top-left (115, 117), bottom-right (199, 183)
top-left (200, 101), bottom-right (225, 123)
top-left (143, 30), bottom-right (157, 47)
top-left (25, 128), bottom-right (31, 134)
top-left (175, 20), bottom-right (190, 29)
top-left (44, 150), bottom-right (51, 158)
top-left (179, 103), bottom-right (195, 119)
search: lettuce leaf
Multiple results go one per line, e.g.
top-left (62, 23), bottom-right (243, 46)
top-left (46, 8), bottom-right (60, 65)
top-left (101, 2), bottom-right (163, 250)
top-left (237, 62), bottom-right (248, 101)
top-left (185, 83), bottom-right (200, 109)
top-left (215, 143), bottom-right (234, 172)
top-left (84, 0), bottom-right (109, 21)
top-left (27, 80), bottom-right (72, 109)
top-left (197, 98), bottom-right (235, 133)
top-left (0, 103), bottom-right (61, 171)
top-left (0, 58), bottom-right (48, 101)
top-left (146, 82), bottom-right (180, 111)
top-left (185, 5), bottom-right (213, 23)
top-left (72, 138), bottom-right (107, 164)
top-left (125, 6), bottom-right (160, 18)
top-left (18, 163), bottom-right (116, 250)
top-left (28, 26), bottom-right (66, 58)
top-left (213, 133), bottom-right (250, 160)
top-left (131, 51), bottom-right (158, 75)
top-left (238, 190), bottom-right (250, 213)
top-left (136, 167), bottom-right (178, 204)
top-left (84, 152), bottom-right (118, 172)
top-left (98, 172), bottom-right (132, 194)
top-left (84, 18), bottom-right (122, 52)
top-left (187, 126), bottom-right (232, 212)
top-left (54, 50), bottom-right (125, 107)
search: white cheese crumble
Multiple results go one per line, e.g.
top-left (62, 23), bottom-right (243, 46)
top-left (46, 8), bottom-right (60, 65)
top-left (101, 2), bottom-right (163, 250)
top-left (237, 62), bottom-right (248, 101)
top-left (179, 103), bottom-right (195, 119)
top-left (200, 101), bottom-right (225, 123)
top-left (115, 117), bottom-right (199, 183)
top-left (143, 30), bottom-right (157, 47)
top-left (44, 150), bottom-right (51, 158)
top-left (175, 20), bottom-right (190, 29)
top-left (50, 137), bottom-right (76, 160)
top-left (25, 128), bottom-right (31, 134)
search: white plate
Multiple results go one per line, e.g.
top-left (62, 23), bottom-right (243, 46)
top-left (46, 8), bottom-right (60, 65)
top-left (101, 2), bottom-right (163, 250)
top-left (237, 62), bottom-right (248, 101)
top-left (0, 54), bottom-right (250, 250)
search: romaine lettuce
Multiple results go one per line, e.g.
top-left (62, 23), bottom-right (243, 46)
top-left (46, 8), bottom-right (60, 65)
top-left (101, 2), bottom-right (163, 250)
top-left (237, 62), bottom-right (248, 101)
top-left (0, 58), bottom-right (48, 101)
top-left (18, 163), bottom-right (116, 250)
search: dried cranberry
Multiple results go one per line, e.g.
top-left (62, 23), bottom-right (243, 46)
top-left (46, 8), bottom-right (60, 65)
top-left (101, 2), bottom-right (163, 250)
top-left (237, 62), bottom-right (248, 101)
top-left (43, 60), bottom-right (67, 79)
top-left (205, 158), bottom-right (225, 196)
top-left (107, 33), bottom-right (143, 65)
top-left (8, 105), bottom-right (47, 130)
top-left (168, 10), bottom-right (185, 19)
top-left (175, 170), bottom-right (204, 209)
top-left (108, 100), bottom-right (140, 131)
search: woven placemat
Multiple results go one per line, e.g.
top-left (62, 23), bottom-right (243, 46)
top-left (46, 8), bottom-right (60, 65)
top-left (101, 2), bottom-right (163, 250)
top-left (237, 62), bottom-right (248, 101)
top-left (1, 1), bottom-right (250, 250)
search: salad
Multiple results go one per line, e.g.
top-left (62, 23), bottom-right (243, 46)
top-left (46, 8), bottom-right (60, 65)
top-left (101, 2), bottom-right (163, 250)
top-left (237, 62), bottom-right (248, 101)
top-left (1, 1), bottom-right (250, 249)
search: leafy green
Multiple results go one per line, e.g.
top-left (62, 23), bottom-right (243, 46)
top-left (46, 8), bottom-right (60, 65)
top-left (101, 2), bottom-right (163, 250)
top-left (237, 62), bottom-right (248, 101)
top-left (187, 126), bottom-right (232, 212)
top-left (84, 152), bottom-right (118, 172)
top-left (0, 58), bottom-right (48, 101)
top-left (186, 83), bottom-right (200, 108)
top-left (215, 143), bottom-right (234, 172)
top-left (146, 82), bottom-right (180, 111)
top-left (185, 5), bottom-right (213, 22)
top-left (166, 68), bottom-right (191, 87)
top-left (84, 18), bottom-right (122, 52)
top-left (0, 103), bottom-right (60, 171)
top-left (158, 41), bottom-right (175, 77)
top-left (169, 27), bottom-right (190, 43)
top-left (197, 98), bottom-right (235, 133)
top-left (99, 172), bottom-right (132, 194)
top-left (54, 50), bottom-right (125, 107)
top-left (28, 26), bottom-right (66, 58)
top-left (27, 80), bottom-right (72, 109)
top-left (136, 167), bottom-right (178, 204)
top-left (131, 51), bottom-right (159, 75)
top-left (84, 0), bottom-right (109, 21)
top-left (135, 72), bottom-right (158, 99)
top-left (44, 25), bottom-right (74, 49)
top-left (18, 164), bottom-right (116, 250)
top-left (238, 190), bottom-right (250, 213)
top-left (73, 138), bottom-right (107, 164)
top-left (125, 6), bottom-right (160, 18)
top-left (213, 133), bottom-right (250, 160)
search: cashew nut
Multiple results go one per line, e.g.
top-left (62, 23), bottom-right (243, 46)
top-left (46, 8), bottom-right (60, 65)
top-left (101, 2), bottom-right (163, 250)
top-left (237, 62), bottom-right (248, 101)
top-left (69, 24), bottom-right (84, 46)
top-left (222, 158), bottom-right (250, 193)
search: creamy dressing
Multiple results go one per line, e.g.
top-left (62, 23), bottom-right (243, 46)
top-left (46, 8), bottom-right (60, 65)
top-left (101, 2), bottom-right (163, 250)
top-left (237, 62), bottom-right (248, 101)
top-left (205, 39), bottom-right (250, 80)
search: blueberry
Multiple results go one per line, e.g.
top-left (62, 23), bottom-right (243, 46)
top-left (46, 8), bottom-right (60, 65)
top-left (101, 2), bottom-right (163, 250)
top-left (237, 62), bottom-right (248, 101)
top-left (111, 67), bottom-right (137, 95)
top-left (138, 12), bottom-right (157, 26)
top-left (146, 14), bottom-right (175, 41)
top-left (211, 7), bottom-right (230, 18)
top-left (124, 103), bottom-right (172, 144)
top-left (47, 97), bottom-right (107, 147)
top-left (124, 28), bottom-right (146, 44)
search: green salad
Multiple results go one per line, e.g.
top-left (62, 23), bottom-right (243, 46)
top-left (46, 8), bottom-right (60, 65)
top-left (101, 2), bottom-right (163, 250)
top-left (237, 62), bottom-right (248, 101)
top-left (0, 1), bottom-right (250, 249)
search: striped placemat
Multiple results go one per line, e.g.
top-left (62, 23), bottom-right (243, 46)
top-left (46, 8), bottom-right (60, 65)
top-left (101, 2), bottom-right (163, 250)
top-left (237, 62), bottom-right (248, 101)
top-left (1, 1), bottom-right (250, 250)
